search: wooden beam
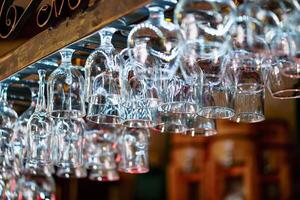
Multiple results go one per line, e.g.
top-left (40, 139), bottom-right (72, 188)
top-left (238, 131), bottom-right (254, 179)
top-left (0, 0), bottom-right (150, 81)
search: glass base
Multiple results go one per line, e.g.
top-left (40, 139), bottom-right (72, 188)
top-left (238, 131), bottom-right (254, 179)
top-left (118, 167), bottom-right (149, 174)
top-left (185, 128), bottom-right (218, 137)
top-left (86, 114), bottom-right (122, 126)
top-left (234, 112), bottom-right (265, 123)
top-left (56, 166), bottom-right (87, 178)
top-left (123, 119), bottom-right (153, 128)
top-left (154, 123), bottom-right (187, 134)
top-left (271, 89), bottom-right (300, 99)
top-left (89, 168), bottom-right (119, 182)
top-left (198, 106), bottom-right (235, 119)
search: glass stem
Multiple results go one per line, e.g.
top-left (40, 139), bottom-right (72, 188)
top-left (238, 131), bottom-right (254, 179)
top-left (98, 27), bottom-right (116, 48)
top-left (0, 83), bottom-right (8, 102)
top-left (148, 6), bottom-right (165, 24)
top-left (36, 70), bottom-right (47, 112)
top-left (60, 49), bottom-right (74, 66)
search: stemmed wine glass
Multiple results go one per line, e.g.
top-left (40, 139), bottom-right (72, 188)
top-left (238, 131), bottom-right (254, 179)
top-left (13, 85), bottom-right (39, 168)
top-left (0, 83), bottom-right (19, 199)
top-left (26, 70), bottom-right (53, 171)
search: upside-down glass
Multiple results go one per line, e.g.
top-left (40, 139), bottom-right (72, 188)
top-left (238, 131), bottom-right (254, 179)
top-left (120, 49), bottom-right (161, 127)
top-left (158, 73), bottom-right (202, 134)
top-left (226, 50), bottom-right (266, 123)
top-left (12, 86), bottom-right (38, 168)
top-left (26, 70), bottom-right (53, 170)
top-left (118, 120), bottom-right (150, 174)
top-left (127, 3), bottom-right (181, 80)
top-left (184, 116), bottom-right (218, 137)
top-left (178, 41), bottom-right (235, 119)
top-left (84, 121), bottom-right (120, 181)
top-left (0, 83), bottom-right (18, 199)
top-left (85, 27), bottom-right (118, 102)
top-left (235, 1), bottom-right (280, 44)
top-left (53, 117), bottom-right (85, 178)
top-left (87, 70), bottom-right (122, 125)
top-left (17, 169), bottom-right (56, 200)
top-left (174, 0), bottom-right (236, 57)
top-left (0, 83), bottom-right (18, 157)
top-left (47, 48), bottom-right (85, 118)
top-left (268, 30), bottom-right (300, 99)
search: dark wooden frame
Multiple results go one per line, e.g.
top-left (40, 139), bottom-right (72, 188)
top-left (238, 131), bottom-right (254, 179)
top-left (0, 0), bottom-right (150, 81)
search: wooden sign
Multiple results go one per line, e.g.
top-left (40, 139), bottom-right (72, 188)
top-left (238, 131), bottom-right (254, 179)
top-left (0, 0), bottom-right (89, 39)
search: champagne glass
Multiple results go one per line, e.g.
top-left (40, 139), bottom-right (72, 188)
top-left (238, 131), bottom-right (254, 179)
top-left (26, 70), bottom-right (54, 171)
top-left (0, 83), bottom-right (18, 199)
top-left (12, 86), bottom-right (38, 168)
top-left (0, 83), bottom-right (18, 158)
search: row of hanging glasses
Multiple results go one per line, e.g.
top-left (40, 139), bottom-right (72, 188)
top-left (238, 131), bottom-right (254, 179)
top-left (1, 0), bottom-right (300, 198)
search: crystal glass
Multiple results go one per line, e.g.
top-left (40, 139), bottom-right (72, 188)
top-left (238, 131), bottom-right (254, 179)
top-left (17, 169), bottom-right (56, 200)
top-left (85, 27), bottom-right (118, 102)
top-left (268, 30), bottom-right (300, 99)
top-left (84, 120), bottom-right (120, 182)
top-left (0, 161), bottom-right (18, 199)
top-left (260, 0), bottom-right (296, 22)
top-left (0, 83), bottom-right (18, 157)
top-left (174, 0), bottom-right (236, 56)
top-left (226, 50), bottom-right (266, 123)
top-left (178, 40), bottom-right (227, 86)
top-left (177, 41), bottom-right (235, 120)
top-left (56, 165), bottom-right (87, 179)
top-left (184, 116), bottom-right (217, 137)
top-left (118, 120), bottom-right (150, 174)
top-left (199, 80), bottom-right (235, 119)
top-left (235, 1), bottom-right (281, 44)
top-left (53, 117), bottom-right (85, 177)
top-left (232, 13), bottom-right (271, 59)
top-left (12, 86), bottom-right (38, 167)
top-left (127, 4), bottom-right (181, 80)
top-left (47, 48), bottom-right (85, 118)
top-left (157, 74), bottom-right (202, 134)
top-left (86, 70), bottom-right (122, 125)
top-left (26, 70), bottom-right (53, 170)
top-left (120, 51), bottom-right (161, 128)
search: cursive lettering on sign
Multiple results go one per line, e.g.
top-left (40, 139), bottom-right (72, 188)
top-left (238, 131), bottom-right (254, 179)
top-left (36, 0), bottom-right (82, 28)
top-left (0, 0), bottom-right (42, 39)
